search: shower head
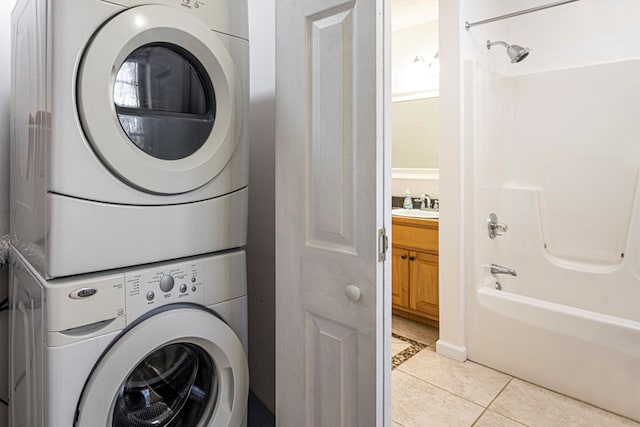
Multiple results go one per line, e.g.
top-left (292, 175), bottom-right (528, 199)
top-left (487, 40), bottom-right (531, 63)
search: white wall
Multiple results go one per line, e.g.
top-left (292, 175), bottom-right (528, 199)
top-left (0, 1), bottom-right (11, 237)
top-left (0, 1), bottom-right (14, 425)
top-left (0, 2), bottom-right (13, 233)
top-left (246, 0), bottom-right (276, 414)
top-left (391, 20), bottom-right (441, 199)
top-left (392, 21), bottom-right (439, 99)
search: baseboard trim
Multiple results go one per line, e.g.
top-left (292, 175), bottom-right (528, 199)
top-left (435, 339), bottom-right (468, 362)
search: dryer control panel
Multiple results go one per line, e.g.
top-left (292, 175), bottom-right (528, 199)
top-left (110, 0), bottom-right (248, 40)
top-left (127, 0), bottom-right (209, 26)
top-left (125, 259), bottom-right (205, 322)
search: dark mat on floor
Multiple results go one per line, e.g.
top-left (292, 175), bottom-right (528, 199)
top-left (248, 392), bottom-right (275, 427)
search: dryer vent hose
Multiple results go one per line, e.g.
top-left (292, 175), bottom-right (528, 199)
top-left (0, 234), bottom-right (10, 268)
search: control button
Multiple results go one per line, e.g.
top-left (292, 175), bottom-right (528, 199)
top-left (146, 291), bottom-right (155, 301)
top-left (192, 286), bottom-right (197, 292)
top-left (191, 276), bottom-right (196, 283)
top-left (160, 275), bottom-right (175, 293)
top-left (180, 284), bottom-right (188, 293)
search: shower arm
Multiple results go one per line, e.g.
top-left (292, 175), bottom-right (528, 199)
top-left (487, 40), bottom-right (508, 50)
top-left (465, 0), bottom-right (581, 31)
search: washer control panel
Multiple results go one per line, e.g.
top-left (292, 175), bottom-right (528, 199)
top-left (125, 259), bottom-right (205, 323)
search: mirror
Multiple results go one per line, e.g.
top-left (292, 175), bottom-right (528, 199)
top-left (392, 97), bottom-right (439, 169)
top-left (392, 0), bottom-right (439, 172)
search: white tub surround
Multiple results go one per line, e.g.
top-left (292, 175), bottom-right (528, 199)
top-left (464, 13), bottom-right (640, 420)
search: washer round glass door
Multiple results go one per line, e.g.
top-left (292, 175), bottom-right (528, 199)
top-left (78, 5), bottom-right (242, 194)
top-left (111, 343), bottom-right (216, 426)
top-left (75, 306), bottom-right (249, 427)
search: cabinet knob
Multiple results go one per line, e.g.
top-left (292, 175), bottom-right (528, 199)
top-left (409, 256), bottom-right (415, 261)
top-left (345, 285), bottom-right (361, 303)
top-left (401, 254), bottom-right (407, 259)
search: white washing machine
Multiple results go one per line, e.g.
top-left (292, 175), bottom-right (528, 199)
top-left (10, 0), bottom-right (249, 278)
top-left (8, 247), bottom-right (249, 427)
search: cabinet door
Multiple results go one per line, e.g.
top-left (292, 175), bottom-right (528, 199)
top-left (391, 247), bottom-right (410, 308)
top-left (409, 251), bottom-right (439, 320)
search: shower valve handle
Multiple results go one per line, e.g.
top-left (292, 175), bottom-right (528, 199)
top-left (488, 213), bottom-right (509, 239)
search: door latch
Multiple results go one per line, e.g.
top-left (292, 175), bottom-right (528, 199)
top-left (378, 228), bottom-right (388, 262)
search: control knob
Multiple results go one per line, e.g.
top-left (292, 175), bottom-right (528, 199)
top-left (160, 275), bottom-right (175, 293)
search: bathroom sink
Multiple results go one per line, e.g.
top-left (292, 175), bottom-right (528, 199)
top-left (392, 208), bottom-right (439, 219)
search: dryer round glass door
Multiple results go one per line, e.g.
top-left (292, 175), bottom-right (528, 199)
top-left (78, 5), bottom-right (243, 195)
top-left (113, 43), bottom-right (216, 161)
top-left (74, 305), bottom-right (249, 427)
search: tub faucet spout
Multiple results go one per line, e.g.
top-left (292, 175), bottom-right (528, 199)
top-left (491, 264), bottom-right (517, 276)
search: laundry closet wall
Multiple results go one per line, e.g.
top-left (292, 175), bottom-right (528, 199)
top-left (0, 0), bottom-right (277, 423)
top-left (247, 0), bottom-right (276, 414)
top-left (0, 2), bottom-right (15, 426)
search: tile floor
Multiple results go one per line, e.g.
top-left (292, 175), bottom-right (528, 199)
top-left (391, 315), bottom-right (640, 427)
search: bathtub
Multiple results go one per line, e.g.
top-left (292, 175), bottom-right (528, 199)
top-left (465, 58), bottom-right (640, 422)
top-left (468, 186), bottom-right (640, 422)
top-left (468, 283), bottom-right (640, 421)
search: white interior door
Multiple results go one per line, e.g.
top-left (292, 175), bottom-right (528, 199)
top-left (275, 0), bottom-right (391, 425)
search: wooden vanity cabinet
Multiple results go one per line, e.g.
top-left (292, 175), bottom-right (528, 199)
top-left (391, 217), bottom-right (439, 326)
top-left (391, 247), bottom-right (410, 307)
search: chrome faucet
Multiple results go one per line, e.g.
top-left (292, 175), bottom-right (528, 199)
top-left (490, 264), bottom-right (517, 276)
top-left (420, 194), bottom-right (431, 210)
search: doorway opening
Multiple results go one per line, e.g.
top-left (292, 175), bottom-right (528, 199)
top-left (389, 0), bottom-right (440, 361)
top-left (389, 0), bottom-right (443, 421)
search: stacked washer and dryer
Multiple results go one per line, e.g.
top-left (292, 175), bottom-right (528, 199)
top-left (9, 0), bottom-right (250, 425)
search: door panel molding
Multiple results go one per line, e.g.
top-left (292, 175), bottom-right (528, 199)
top-left (306, 3), bottom-right (357, 254)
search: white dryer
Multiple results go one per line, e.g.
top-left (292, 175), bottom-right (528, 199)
top-left (9, 247), bottom-right (249, 427)
top-left (10, 0), bottom-right (249, 278)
